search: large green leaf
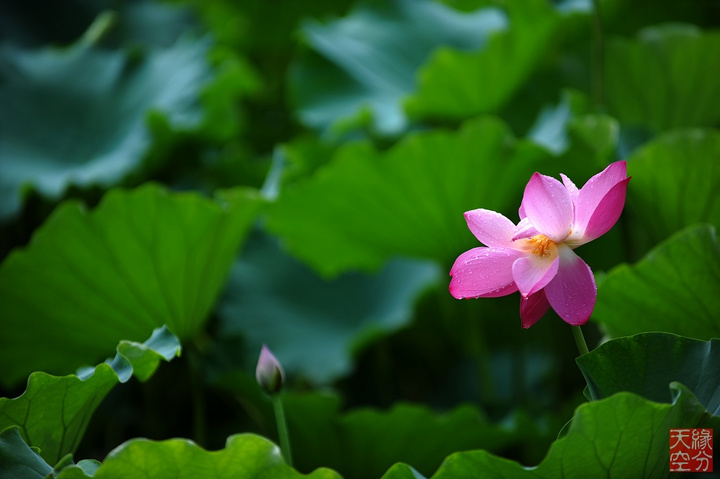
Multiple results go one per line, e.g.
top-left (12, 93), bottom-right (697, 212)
top-left (577, 333), bottom-right (720, 415)
top-left (605, 24), bottom-right (720, 132)
top-left (209, 375), bottom-right (544, 479)
top-left (594, 224), bottom-right (720, 340)
top-left (285, 396), bottom-right (542, 479)
top-left (0, 427), bottom-right (52, 479)
top-left (266, 117), bottom-right (552, 276)
top-left (55, 434), bottom-right (340, 479)
top-left (381, 384), bottom-right (719, 478)
top-left (0, 35), bottom-right (213, 220)
top-left (0, 184), bottom-right (261, 387)
top-left (0, 428), bottom-right (340, 479)
top-left (289, 0), bottom-right (507, 135)
top-left (217, 231), bottom-right (440, 384)
top-left (625, 129), bottom-right (720, 258)
top-left (0, 327), bottom-right (180, 465)
top-left (405, 0), bottom-right (559, 121)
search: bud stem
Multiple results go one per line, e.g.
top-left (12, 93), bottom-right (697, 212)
top-left (571, 325), bottom-right (589, 356)
top-left (272, 394), bottom-right (293, 466)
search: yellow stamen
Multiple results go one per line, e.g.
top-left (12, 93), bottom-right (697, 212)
top-left (529, 234), bottom-right (555, 257)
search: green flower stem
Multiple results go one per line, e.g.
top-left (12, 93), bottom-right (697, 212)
top-left (272, 394), bottom-right (293, 466)
top-left (572, 325), bottom-right (590, 356)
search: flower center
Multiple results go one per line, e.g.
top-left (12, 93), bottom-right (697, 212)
top-left (529, 234), bottom-right (555, 257)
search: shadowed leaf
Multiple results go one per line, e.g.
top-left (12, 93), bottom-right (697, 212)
top-left (605, 24), bottom-right (720, 132)
top-left (290, 0), bottom-right (507, 135)
top-left (594, 225), bottom-right (720, 341)
top-left (381, 384), bottom-right (718, 478)
top-left (577, 333), bottom-right (720, 415)
top-left (0, 184), bottom-right (261, 387)
top-left (266, 117), bottom-right (552, 276)
top-left (0, 35), bottom-right (213, 220)
top-left (0, 327), bottom-right (180, 465)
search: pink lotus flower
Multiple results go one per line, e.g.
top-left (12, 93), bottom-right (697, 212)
top-left (449, 161), bottom-right (630, 328)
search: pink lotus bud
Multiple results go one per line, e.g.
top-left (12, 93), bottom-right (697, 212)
top-left (256, 345), bottom-right (284, 394)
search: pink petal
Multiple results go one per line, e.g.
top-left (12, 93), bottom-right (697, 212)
top-left (521, 173), bottom-right (573, 242)
top-left (544, 245), bottom-right (596, 325)
top-left (518, 202), bottom-right (526, 220)
top-left (464, 209), bottom-right (517, 248)
top-left (520, 290), bottom-right (550, 329)
top-left (561, 173), bottom-right (579, 201)
top-left (449, 247), bottom-right (522, 299)
top-left (511, 217), bottom-right (540, 241)
top-left (573, 161), bottom-right (629, 241)
top-left (580, 178), bottom-right (631, 244)
top-left (512, 253), bottom-right (559, 298)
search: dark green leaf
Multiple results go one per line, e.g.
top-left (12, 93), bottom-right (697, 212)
top-left (74, 460), bottom-right (100, 476)
top-left (0, 327), bottom-right (180, 465)
top-left (286, 397), bottom-right (540, 479)
top-left (625, 128), bottom-right (720, 258)
top-left (55, 434), bottom-right (341, 479)
top-left (208, 376), bottom-right (544, 479)
top-left (0, 37), bottom-right (213, 220)
top-left (218, 231), bottom-right (440, 384)
top-left (605, 24), bottom-right (720, 132)
top-left (290, 0), bottom-right (507, 135)
top-left (112, 326), bottom-right (182, 382)
top-left (594, 224), bottom-right (720, 340)
top-left (0, 184), bottom-right (261, 387)
top-left (405, 0), bottom-right (559, 121)
top-left (382, 384), bottom-right (718, 478)
top-left (0, 427), bottom-right (51, 479)
top-left (266, 117), bottom-right (552, 276)
top-left (577, 333), bottom-right (720, 415)
top-left (381, 464), bottom-right (425, 479)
